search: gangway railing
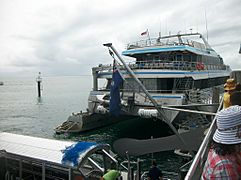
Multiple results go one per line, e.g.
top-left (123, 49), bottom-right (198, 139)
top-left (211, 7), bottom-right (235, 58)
top-left (184, 97), bottom-right (223, 179)
top-left (0, 150), bottom-right (79, 180)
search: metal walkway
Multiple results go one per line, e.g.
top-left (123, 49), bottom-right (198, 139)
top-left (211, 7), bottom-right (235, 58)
top-left (0, 132), bottom-right (120, 180)
top-left (0, 132), bottom-right (73, 164)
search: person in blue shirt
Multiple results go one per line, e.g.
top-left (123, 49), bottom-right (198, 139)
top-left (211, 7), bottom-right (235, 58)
top-left (147, 160), bottom-right (163, 180)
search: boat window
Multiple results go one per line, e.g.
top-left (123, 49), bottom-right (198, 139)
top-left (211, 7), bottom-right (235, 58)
top-left (183, 54), bottom-right (191, 61)
top-left (157, 78), bottom-right (174, 91)
top-left (177, 55), bottom-right (182, 61)
top-left (97, 79), bottom-right (109, 90)
top-left (105, 79), bottom-right (111, 90)
top-left (123, 78), bottom-right (175, 92)
top-left (142, 78), bottom-right (157, 91)
top-left (123, 78), bottom-right (141, 92)
top-left (154, 55), bottom-right (159, 61)
top-left (191, 54), bottom-right (197, 62)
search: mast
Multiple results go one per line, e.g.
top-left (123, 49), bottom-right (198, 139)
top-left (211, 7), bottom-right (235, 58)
top-left (205, 9), bottom-right (209, 42)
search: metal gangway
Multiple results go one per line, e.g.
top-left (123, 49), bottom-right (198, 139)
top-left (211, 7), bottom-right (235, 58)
top-left (184, 98), bottom-right (223, 179)
top-left (0, 132), bottom-right (121, 180)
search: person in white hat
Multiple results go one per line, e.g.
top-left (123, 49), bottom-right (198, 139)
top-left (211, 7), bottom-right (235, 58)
top-left (202, 106), bottom-right (241, 179)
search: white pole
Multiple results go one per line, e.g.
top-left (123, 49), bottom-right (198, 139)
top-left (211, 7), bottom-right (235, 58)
top-left (147, 29), bottom-right (151, 45)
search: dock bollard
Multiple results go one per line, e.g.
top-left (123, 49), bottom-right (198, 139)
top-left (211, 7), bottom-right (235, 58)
top-left (36, 72), bottom-right (42, 97)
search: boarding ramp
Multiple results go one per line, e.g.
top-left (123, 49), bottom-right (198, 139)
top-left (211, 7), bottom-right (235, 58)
top-left (184, 98), bottom-right (223, 179)
top-left (0, 132), bottom-right (119, 180)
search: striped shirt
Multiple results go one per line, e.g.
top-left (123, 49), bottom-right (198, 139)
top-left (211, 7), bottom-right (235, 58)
top-left (202, 149), bottom-right (241, 180)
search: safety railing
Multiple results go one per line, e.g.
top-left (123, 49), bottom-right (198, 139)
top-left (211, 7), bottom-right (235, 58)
top-left (126, 37), bottom-right (197, 50)
top-left (184, 97), bottom-right (223, 179)
top-left (95, 60), bottom-right (228, 72)
top-left (0, 151), bottom-right (79, 180)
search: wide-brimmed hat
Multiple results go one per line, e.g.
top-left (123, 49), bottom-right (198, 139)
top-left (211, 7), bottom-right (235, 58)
top-left (213, 105), bottom-right (241, 145)
top-left (224, 78), bottom-right (236, 91)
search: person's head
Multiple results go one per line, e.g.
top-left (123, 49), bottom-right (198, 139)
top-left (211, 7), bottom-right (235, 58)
top-left (224, 78), bottom-right (236, 93)
top-left (230, 91), bottom-right (241, 106)
top-left (212, 105), bottom-right (241, 155)
top-left (152, 160), bottom-right (157, 166)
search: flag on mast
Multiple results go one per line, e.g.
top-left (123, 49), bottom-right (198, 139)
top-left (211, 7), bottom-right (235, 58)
top-left (109, 59), bottom-right (123, 116)
top-left (141, 29), bottom-right (148, 36)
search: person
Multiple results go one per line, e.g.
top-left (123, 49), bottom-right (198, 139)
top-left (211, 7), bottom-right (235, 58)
top-left (147, 160), bottom-right (163, 180)
top-left (100, 169), bottom-right (120, 180)
top-left (202, 106), bottom-right (241, 179)
top-left (223, 78), bottom-right (237, 109)
top-left (230, 91), bottom-right (241, 106)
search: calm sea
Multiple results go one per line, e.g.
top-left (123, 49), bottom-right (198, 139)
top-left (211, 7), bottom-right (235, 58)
top-left (0, 76), bottom-right (185, 178)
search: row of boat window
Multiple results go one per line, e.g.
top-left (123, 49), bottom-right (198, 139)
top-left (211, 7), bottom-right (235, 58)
top-left (104, 77), bottom-right (227, 91)
top-left (136, 53), bottom-right (223, 65)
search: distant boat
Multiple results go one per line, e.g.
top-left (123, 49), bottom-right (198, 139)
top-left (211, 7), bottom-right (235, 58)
top-left (0, 82), bottom-right (3, 86)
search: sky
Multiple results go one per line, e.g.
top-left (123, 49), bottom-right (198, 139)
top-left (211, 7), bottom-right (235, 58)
top-left (0, 0), bottom-right (241, 77)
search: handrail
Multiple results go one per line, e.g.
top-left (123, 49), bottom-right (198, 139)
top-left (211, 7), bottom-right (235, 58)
top-left (95, 60), bottom-right (228, 72)
top-left (1, 151), bottom-right (78, 180)
top-left (184, 96), bottom-right (223, 179)
top-left (97, 88), bottom-right (189, 93)
top-left (126, 34), bottom-right (202, 50)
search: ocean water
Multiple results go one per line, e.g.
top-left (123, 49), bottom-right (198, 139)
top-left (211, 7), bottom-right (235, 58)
top-left (0, 76), bottom-right (185, 178)
top-left (0, 76), bottom-right (91, 137)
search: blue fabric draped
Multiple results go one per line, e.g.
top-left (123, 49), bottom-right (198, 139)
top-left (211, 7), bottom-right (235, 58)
top-left (61, 141), bottom-right (97, 166)
top-left (109, 63), bottom-right (123, 116)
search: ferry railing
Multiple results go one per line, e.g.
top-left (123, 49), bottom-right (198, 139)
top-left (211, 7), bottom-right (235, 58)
top-left (184, 97), bottom-right (223, 179)
top-left (126, 37), bottom-right (197, 49)
top-left (98, 87), bottom-right (191, 95)
top-left (95, 60), bottom-right (227, 72)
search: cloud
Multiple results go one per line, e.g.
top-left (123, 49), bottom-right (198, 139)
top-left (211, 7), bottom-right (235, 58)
top-left (0, 0), bottom-right (241, 76)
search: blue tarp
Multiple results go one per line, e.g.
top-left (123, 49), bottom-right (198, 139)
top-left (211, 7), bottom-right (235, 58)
top-left (109, 62), bottom-right (123, 116)
top-left (61, 141), bottom-right (97, 166)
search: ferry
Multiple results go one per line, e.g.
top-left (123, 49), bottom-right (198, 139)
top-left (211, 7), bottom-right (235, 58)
top-left (55, 32), bottom-right (231, 133)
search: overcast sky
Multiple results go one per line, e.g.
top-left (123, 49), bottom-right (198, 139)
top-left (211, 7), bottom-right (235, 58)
top-left (0, 0), bottom-right (240, 77)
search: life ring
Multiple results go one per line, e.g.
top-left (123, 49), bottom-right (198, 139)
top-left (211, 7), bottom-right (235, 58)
top-left (196, 62), bottom-right (204, 70)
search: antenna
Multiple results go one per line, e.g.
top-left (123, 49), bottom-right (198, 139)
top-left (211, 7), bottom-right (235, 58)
top-left (196, 18), bottom-right (199, 32)
top-left (184, 21), bottom-right (187, 34)
top-left (159, 20), bottom-right (162, 37)
top-left (205, 9), bottom-right (209, 42)
top-left (165, 18), bottom-right (167, 36)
